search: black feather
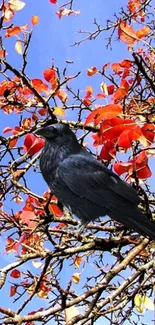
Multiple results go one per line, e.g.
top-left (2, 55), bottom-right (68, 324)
top-left (35, 124), bottom-right (155, 239)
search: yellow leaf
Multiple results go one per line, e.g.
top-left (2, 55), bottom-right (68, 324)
top-left (32, 260), bottom-right (44, 268)
top-left (15, 41), bottom-right (23, 55)
top-left (72, 273), bottom-right (80, 284)
top-left (53, 106), bottom-right (65, 117)
top-left (37, 289), bottom-right (48, 299)
top-left (134, 294), bottom-right (145, 313)
top-left (101, 82), bottom-right (108, 95)
top-left (143, 296), bottom-right (154, 310)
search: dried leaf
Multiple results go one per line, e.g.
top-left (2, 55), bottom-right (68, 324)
top-left (74, 256), bottom-right (82, 269)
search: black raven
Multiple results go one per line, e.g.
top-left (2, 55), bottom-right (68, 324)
top-left (35, 124), bottom-right (155, 239)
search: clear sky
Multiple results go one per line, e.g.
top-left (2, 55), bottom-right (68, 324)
top-left (0, 1), bottom-right (154, 324)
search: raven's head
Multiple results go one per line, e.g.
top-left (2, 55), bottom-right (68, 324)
top-left (35, 124), bottom-right (79, 146)
top-left (35, 124), bottom-right (81, 156)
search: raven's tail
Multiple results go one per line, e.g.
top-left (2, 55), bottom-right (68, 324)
top-left (109, 205), bottom-right (155, 240)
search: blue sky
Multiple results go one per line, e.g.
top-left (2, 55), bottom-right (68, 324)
top-left (0, 1), bottom-right (154, 324)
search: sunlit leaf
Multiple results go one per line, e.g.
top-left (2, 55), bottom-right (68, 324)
top-left (53, 106), bottom-right (65, 117)
top-left (9, 0), bottom-right (26, 11)
top-left (72, 273), bottom-right (80, 284)
top-left (143, 296), bottom-right (155, 310)
top-left (134, 294), bottom-right (145, 313)
top-left (5, 26), bottom-right (21, 37)
top-left (15, 40), bottom-right (23, 55)
top-left (87, 66), bottom-right (97, 76)
top-left (31, 15), bottom-right (39, 25)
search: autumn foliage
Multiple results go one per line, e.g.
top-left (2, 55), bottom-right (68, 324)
top-left (0, 0), bottom-right (155, 324)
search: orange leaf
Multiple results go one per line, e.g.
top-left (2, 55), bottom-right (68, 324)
top-left (0, 50), bottom-right (5, 57)
top-left (31, 79), bottom-right (48, 93)
top-left (87, 66), bottom-right (97, 76)
top-left (74, 256), bottom-right (82, 269)
top-left (56, 89), bottom-right (68, 103)
top-left (53, 106), bottom-right (65, 117)
top-left (9, 285), bottom-right (17, 297)
top-left (31, 15), bottom-right (39, 25)
top-left (118, 20), bottom-right (138, 44)
top-left (9, 138), bottom-right (18, 148)
top-left (85, 104), bottom-right (122, 125)
top-left (43, 68), bottom-right (56, 82)
top-left (85, 86), bottom-right (93, 98)
top-left (136, 26), bottom-right (150, 39)
top-left (5, 26), bottom-right (21, 37)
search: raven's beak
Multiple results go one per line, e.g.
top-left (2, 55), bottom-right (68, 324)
top-left (34, 127), bottom-right (47, 138)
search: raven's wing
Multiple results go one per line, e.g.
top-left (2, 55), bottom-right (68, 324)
top-left (57, 153), bottom-right (140, 207)
top-left (57, 153), bottom-right (155, 239)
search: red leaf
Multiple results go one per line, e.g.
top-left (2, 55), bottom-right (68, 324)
top-left (84, 86), bottom-right (93, 99)
top-left (96, 93), bottom-right (106, 99)
top-left (20, 211), bottom-right (37, 228)
top-left (49, 0), bottom-right (57, 3)
top-left (6, 238), bottom-right (17, 253)
top-left (3, 126), bottom-right (13, 133)
top-left (23, 134), bottom-right (44, 156)
top-left (141, 123), bottom-right (155, 144)
top-left (100, 140), bottom-right (116, 160)
top-left (48, 204), bottom-right (63, 217)
top-left (82, 99), bottom-right (92, 107)
top-left (10, 269), bottom-right (21, 278)
top-left (38, 108), bottom-right (47, 116)
top-left (107, 85), bottom-right (115, 95)
top-left (114, 151), bottom-right (152, 179)
top-left (113, 161), bottom-right (132, 176)
top-left (118, 125), bottom-right (142, 149)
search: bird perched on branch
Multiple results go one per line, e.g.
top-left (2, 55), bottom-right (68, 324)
top-left (35, 123), bottom-right (155, 239)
